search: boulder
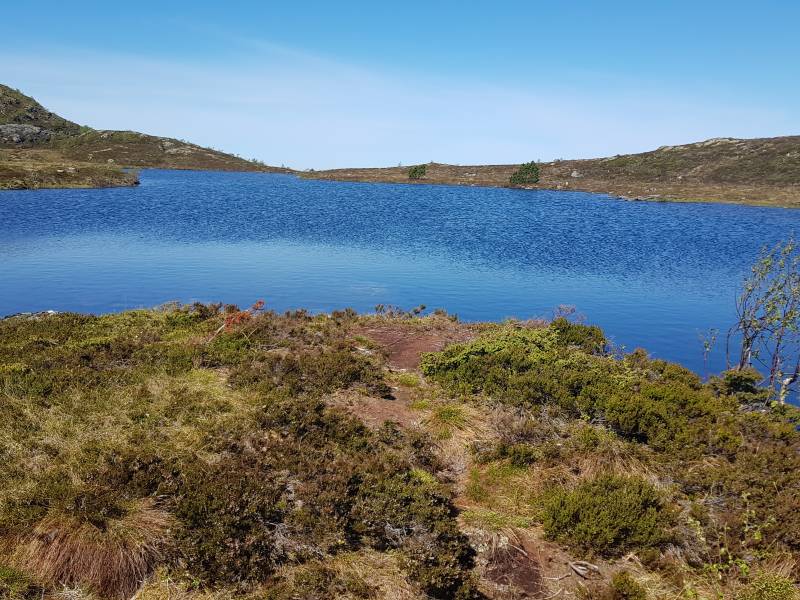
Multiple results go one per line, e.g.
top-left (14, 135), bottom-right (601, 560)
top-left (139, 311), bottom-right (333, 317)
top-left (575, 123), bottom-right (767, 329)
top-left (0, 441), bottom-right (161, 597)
top-left (0, 123), bottom-right (52, 146)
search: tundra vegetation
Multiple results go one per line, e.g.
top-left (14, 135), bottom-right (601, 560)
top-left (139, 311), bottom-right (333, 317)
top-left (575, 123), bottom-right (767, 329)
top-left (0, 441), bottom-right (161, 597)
top-left (1, 248), bottom-right (800, 599)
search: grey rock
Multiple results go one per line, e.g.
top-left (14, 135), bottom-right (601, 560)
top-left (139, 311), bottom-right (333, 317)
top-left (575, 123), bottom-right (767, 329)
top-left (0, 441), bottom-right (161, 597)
top-left (0, 123), bottom-right (52, 146)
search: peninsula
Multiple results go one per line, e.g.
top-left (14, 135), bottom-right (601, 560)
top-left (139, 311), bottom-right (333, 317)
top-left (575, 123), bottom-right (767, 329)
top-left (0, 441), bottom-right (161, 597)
top-left (0, 84), bottom-right (286, 190)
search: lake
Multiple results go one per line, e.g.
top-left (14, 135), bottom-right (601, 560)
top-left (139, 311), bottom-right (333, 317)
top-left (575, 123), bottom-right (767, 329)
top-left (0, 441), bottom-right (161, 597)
top-left (1, 169), bottom-right (797, 377)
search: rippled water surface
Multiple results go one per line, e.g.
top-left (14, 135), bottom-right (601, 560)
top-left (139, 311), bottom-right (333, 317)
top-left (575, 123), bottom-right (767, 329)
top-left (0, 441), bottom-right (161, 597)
top-left (1, 169), bottom-right (798, 375)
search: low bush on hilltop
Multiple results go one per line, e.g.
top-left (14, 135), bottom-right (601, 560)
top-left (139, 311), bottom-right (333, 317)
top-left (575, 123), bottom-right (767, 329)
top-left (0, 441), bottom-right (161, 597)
top-left (408, 164), bottom-right (427, 179)
top-left (509, 161), bottom-right (540, 185)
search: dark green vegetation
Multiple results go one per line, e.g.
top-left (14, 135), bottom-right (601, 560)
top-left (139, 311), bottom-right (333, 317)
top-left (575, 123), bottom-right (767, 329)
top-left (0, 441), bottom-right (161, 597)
top-left (408, 164), bottom-right (427, 180)
top-left (303, 136), bottom-right (800, 206)
top-left (0, 84), bottom-right (285, 189)
top-left (422, 320), bottom-right (800, 598)
top-left (542, 474), bottom-right (671, 556)
top-left (508, 161), bottom-right (540, 185)
top-left (1, 304), bottom-right (798, 599)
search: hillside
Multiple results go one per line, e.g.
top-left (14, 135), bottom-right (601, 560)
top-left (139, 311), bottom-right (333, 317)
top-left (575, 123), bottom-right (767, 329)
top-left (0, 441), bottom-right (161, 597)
top-left (1, 304), bottom-right (798, 599)
top-left (304, 136), bottom-right (800, 206)
top-left (0, 85), bottom-right (82, 144)
top-left (0, 84), bottom-right (284, 188)
top-left (51, 129), bottom-right (280, 172)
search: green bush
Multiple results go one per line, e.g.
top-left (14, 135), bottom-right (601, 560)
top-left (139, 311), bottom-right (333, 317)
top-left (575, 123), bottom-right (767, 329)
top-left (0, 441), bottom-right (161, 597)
top-left (737, 572), bottom-right (798, 600)
top-left (543, 474), bottom-right (671, 556)
top-left (579, 572), bottom-right (649, 600)
top-left (509, 161), bottom-right (540, 185)
top-left (610, 572), bottom-right (648, 600)
top-left (711, 368), bottom-right (770, 405)
top-left (408, 164), bottom-right (427, 179)
top-left (551, 317), bottom-right (606, 354)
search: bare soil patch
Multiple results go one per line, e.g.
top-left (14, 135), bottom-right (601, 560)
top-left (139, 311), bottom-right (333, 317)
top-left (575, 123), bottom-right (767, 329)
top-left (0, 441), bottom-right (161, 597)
top-left (354, 321), bottom-right (477, 371)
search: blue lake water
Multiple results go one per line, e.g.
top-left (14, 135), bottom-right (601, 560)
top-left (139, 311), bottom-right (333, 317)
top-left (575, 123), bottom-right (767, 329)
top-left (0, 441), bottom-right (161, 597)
top-left (1, 169), bottom-right (798, 377)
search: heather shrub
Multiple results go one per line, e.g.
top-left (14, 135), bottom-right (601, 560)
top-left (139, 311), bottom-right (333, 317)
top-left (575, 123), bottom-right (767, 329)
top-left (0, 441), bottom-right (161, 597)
top-left (143, 396), bottom-right (478, 597)
top-left (737, 571), bottom-right (798, 600)
top-left (609, 572), bottom-right (648, 600)
top-left (543, 474), bottom-right (672, 556)
top-left (578, 572), bottom-right (648, 600)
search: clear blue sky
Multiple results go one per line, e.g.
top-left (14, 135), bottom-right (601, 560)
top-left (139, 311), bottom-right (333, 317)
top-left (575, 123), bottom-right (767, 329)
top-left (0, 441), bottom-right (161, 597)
top-left (2, 0), bottom-right (798, 168)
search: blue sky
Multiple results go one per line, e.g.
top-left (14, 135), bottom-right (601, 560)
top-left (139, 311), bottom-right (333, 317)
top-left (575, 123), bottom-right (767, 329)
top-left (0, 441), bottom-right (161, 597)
top-left (2, 1), bottom-right (798, 168)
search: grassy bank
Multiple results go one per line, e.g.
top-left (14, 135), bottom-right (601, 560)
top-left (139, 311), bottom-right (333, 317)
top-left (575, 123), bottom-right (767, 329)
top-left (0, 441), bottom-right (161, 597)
top-left (0, 149), bottom-right (139, 190)
top-left (1, 305), bottom-right (798, 599)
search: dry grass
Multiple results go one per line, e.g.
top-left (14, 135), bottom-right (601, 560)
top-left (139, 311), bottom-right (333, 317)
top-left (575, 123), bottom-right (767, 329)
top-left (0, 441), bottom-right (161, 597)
top-left (13, 500), bottom-right (172, 599)
top-left (136, 569), bottom-right (230, 600)
top-left (285, 550), bottom-right (423, 600)
top-left (0, 149), bottom-right (138, 190)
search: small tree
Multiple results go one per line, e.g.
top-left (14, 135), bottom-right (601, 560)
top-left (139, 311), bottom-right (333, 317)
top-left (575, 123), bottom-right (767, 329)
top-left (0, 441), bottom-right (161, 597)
top-left (408, 164), bottom-right (426, 180)
top-left (727, 239), bottom-right (800, 403)
top-left (509, 161), bottom-right (540, 185)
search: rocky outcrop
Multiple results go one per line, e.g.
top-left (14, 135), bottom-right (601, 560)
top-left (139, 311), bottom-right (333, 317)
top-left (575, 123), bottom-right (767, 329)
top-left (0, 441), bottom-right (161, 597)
top-left (0, 84), bottom-right (81, 141)
top-left (0, 123), bottom-right (52, 146)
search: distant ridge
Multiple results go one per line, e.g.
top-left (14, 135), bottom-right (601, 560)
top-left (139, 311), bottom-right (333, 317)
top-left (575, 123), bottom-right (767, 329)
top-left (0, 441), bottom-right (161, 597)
top-left (3, 83), bottom-right (799, 204)
top-left (305, 136), bottom-right (800, 206)
top-left (0, 84), bottom-right (286, 175)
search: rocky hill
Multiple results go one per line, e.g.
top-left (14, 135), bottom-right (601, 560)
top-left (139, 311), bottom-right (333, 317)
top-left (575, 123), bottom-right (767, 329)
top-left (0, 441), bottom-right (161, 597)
top-left (53, 129), bottom-right (278, 172)
top-left (0, 85), bottom-right (82, 145)
top-left (305, 136), bottom-right (800, 206)
top-left (0, 84), bottom-right (285, 187)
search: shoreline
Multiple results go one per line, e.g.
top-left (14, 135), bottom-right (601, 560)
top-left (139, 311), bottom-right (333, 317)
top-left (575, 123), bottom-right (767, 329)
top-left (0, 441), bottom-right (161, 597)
top-left (299, 165), bottom-right (800, 208)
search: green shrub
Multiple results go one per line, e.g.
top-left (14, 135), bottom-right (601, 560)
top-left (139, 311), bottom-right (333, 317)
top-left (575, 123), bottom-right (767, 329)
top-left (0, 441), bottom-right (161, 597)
top-left (737, 571), bottom-right (798, 600)
top-left (408, 164), bottom-right (427, 179)
top-left (543, 474), bottom-right (671, 556)
top-left (509, 161), bottom-right (540, 185)
top-left (420, 325), bottom-right (561, 397)
top-left (610, 572), bottom-right (648, 600)
top-left (550, 317), bottom-right (606, 354)
top-left (228, 343), bottom-right (390, 398)
top-left (711, 368), bottom-right (770, 405)
top-left (577, 572), bottom-right (649, 600)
